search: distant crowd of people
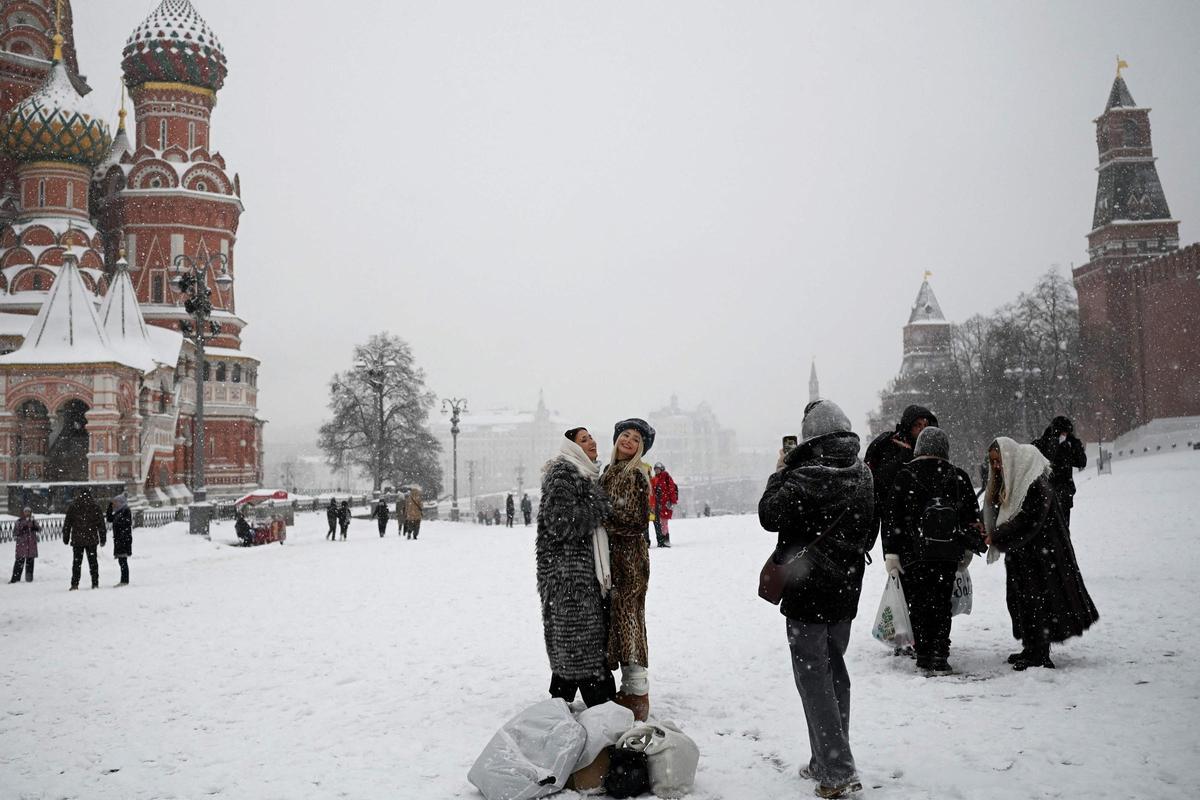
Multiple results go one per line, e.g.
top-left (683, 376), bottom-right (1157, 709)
top-left (8, 487), bottom-right (133, 589)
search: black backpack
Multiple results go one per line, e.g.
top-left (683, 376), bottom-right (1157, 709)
top-left (914, 471), bottom-right (964, 563)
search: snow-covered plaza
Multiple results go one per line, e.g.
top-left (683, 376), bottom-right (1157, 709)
top-left (3, 452), bottom-right (1198, 799)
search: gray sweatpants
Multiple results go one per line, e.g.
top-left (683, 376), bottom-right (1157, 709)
top-left (786, 618), bottom-right (857, 786)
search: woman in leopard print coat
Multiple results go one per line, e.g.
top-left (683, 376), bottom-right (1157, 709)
top-left (601, 418), bottom-right (655, 720)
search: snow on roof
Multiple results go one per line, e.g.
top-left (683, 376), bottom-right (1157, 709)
top-left (0, 311), bottom-right (34, 337)
top-left (0, 256), bottom-right (139, 369)
top-left (97, 265), bottom-right (158, 372)
top-left (907, 279), bottom-right (947, 324)
top-left (146, 325), bottom-right (183, 368)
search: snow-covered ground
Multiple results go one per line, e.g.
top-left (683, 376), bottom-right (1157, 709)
top-left (2, 452), bottom-right (1198, 799)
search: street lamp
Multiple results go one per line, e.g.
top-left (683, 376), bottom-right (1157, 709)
top-left (1003, 365), bottom-right (1042, 442)
top-left (170, 252), bottom-right (232, 536)
top-left (441, 397), bottom-right (468, 521)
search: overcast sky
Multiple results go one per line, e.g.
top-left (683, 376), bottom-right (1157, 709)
top-left (72, 0), bottom-right (1200, 449)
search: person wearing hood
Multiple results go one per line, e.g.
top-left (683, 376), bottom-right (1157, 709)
top-left (326, 499), bottom-right (338, 541)
top-left (865, 405), bottom-right (939, 538)
top-left (371, 497), bottom-right (391, 537)
top-left (650, 463), bottom-right (679, 548)
top-left (758, 400), bottom-right (874, 799)
top-left (63, 488), bottom-right (106, 590)
top-left (602, 418), bottom-right (655, 721)
top-left (536, 427), bottom-right (615, 707)
top-left (1031, 416), bottom-right (1087, 528)
top-left (984, 437), bottom-right (1099, 670)
top-left (884, 427), bottom-right (984, 673)
top-left (106, 493), bottom-right (134, 586)
top-left (10, 507), bottom-right (40, 583)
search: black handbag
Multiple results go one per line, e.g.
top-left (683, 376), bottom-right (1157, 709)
top-left (604, 745), bottom-right (650, 799)
top-left (758, 508), bottom-right (849, 605)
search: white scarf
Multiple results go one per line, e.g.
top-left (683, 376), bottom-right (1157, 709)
top-left (984, 436), bottom-right (1050, 564)
top-left (546, 438), bottom-right (611, 594)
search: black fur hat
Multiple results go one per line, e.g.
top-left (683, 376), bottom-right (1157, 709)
top-left (613, 418), bottom-right (655, 454)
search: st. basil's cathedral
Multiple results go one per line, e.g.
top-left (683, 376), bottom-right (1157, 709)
top-left (0, 0), bottom-right (261, 505)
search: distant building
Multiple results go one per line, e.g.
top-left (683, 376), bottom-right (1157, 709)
top-left (432, 391), bottom-right (564, 502)
top-left (645, 395), bottom-right (738, 483)
top-left (1072, 70), bottom-right (1200, 441)
top-left (870, 277), bottom-right (954, 435)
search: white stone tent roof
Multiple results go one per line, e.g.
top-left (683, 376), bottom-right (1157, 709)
top-left (0, 257), bottom-right (141, 369)
top-left (907, 279), bottom-right (948, 325)
top-left (98, 264), bottom-right (161, 372)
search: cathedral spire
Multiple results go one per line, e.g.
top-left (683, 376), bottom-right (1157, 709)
top-left (808, 359), bottom-right (820, 405)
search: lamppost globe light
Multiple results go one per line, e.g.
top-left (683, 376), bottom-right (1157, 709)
top-left (169, 272), bottom-right (184, 294)
top-left (214, 270), bottom-right (233, 290)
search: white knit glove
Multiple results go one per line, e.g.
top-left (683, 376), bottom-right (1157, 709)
top-left (884, 554), bottom-right (903, 577)
top-left (958, 551), bottom-right (974, 571)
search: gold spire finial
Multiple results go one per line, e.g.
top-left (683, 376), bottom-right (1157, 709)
top-left (118, 82), bottom-right (128, 130)
top-left (1116, 55), bottom-right (1129, 78)
top-left (924, 270), bottom-right (933, 281)
top-left (53, 0), bottom-right (64, 61)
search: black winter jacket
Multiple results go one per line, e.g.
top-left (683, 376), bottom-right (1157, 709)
top-left (864, 405), bottom-right (938, 533)
top-left (1032, 421), bottom-right (1087, 508)
top-left (884, 456), bottom-right (982, 565)
top-left (758, 432), bottom-right (875, 623)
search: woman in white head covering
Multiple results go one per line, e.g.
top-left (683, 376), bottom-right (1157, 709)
top-left (984, 437), bottom-right (1099, 670)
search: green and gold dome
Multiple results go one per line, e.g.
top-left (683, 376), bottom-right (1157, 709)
top-left (0, 40), bottom-right (113, 167)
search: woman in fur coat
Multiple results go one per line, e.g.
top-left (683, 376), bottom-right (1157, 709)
top-left (601, 418), bottom-right (655, 721)
top-left (984, 436), bottom-right (1099, 670)
top-left (536, 427), bottom-right (615, 707)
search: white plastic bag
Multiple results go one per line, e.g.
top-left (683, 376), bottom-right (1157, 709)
top-left (468, 698), bottom-right (587, 800)
top-left (616, 720), bottom-right (700, 799)
top-left (871, 574), bottom-right (915, 649)
top-left (573, 701), bottom-right (635, 772)
top-left (950, 567), bottom-right (973, 616)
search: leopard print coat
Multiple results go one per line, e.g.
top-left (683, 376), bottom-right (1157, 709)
top-left (600, 462), bottom-right (650, 670)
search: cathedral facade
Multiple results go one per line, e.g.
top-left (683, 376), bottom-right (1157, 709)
top-left (0, 0), bottom-right (262, 504)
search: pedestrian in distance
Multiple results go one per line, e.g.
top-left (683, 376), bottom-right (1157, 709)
top-left (63, 488), bottom-right (106, 590)
top-left (235, 508), bottom-right (253, 546)
top-left (984, 437), bottom-right (1099, 670)
top-left (326, 498), bottom-right (338, 541)
top-left (537, 427), bottom-right (616, 708)
top-left (1031, 416), bottom-right (1088, 529)
top-left (505, 493), bottom-right (515, 528)
top-left (492, 506), bottom-right (501, 527)
top-left (758, 399), bottom-right (875, 799)
top-left (602, 417), bottom-right (655, 722)
top-left (106, 493), bottom-right (133, 587)
top-left (520, 493), bottom-right (533, 526)
top-left (703, 502), bottom-right (711, 518)
top-left (10, 506), bottom-right (40, 583)
top-left (405, 487), bottom-right (424, 539)
top-left (372, 497), bottom-right (390, 537)
top-left (337, 500), bottom-right (351, 540)
top-left (650, 462), bottom-right (679, 548)
top-left (883, 427), bottom-right (985, 674)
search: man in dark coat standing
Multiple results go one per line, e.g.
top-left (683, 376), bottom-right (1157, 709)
top-left (520, 493), bottom-right (533, 526)
top-left (1031, 416), bottom-right (1087, 528)
top-left (106, 493), bottom-right (133, 586)
top-left (884, 427), bottom-right (984, 673)
top-left (505, 494), bottom-right (515, 528)
top-left (865, 405), bottom-right (938, 539)
top-left (371, 498), bottom-right (390, 537)
top-left (63, 488), bottom-right (106, 590)
top-left (758, 399), bottom-right (874, 798)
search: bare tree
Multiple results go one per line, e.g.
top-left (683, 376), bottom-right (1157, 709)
top-left (318, 333), bottom-right (443, 494)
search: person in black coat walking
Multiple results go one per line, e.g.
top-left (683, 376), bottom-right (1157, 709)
top-left (865, 404), bottom-right (938, 540)
top-left (883, 427), bottom-right (984, 673)
top-left (1031, 416), bottom-right (1087, 528)
top-left (63, 488), bottom-right (106, 590)
top-left (337, 501), bottom-right (351, 540)
top-left (105, 493), bottom-right (133, 586)
top-left (984, 437), bottom-right (1099, 670)
top-left (371, 499), bottom-right (390, 537)
top-left (758, 400), bottom-right (874, 798)
top-left (326, 499), bottom-right (338, 541)
top-left (520, 493), bottom-right (533, 526)
top-left (505, 494), bottom-right (515, 528)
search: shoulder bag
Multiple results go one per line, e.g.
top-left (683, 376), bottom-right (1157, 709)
top-left (758, 507), bottom-right (849, 605)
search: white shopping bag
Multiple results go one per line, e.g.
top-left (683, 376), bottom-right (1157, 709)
top-left (950, 567), bottom-right (973, 616)
top-left (468, 698), bottom-right (587, 800)
top-left (871, 574), bottom-right (915, 649)
top-left (573, 701), bottom-right (634, 772)
top-left (617, 720), bottom-right (700, 799)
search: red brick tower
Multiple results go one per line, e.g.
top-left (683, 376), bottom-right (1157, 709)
top-left (1073, 67), bottom-right (1200, 441)
top-left (96, 0), bottom-right (262, 495)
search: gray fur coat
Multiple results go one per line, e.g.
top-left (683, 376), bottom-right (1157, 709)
top-left (536, 457), bottom-right (611, 680)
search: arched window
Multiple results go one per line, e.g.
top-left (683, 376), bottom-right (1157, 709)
top-left (37, 179), bottom-right (45, 207)
top-left (160, 119), bottom-right (168, 149)
top-left (232, 363), bottom-right (242, 383)
top-left (215, 362), bottom-right (226, 382)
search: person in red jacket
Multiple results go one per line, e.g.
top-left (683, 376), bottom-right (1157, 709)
top-left (650, 463), bottom-right (679, 548)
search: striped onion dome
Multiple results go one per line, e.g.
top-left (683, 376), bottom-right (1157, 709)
top-left (121, 0), bottom-right (227, 92)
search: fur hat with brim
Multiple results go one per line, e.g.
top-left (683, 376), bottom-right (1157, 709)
top-left (800, 400), bottom-right (852, 444)
top-left (613, 418), bottom-right (656, 454)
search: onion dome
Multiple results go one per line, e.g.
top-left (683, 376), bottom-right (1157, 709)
top-left (122, 0), bottom-right (227, 93)
top-left (0, 41), bottom-right (113, 167)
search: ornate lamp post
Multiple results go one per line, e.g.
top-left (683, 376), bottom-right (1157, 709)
top-left (1003, 365), bottom-right (1042, 442)
top-left (441, 397), bottom-right (468, 521)
top-left (170, 253), bottom-right (232, 536)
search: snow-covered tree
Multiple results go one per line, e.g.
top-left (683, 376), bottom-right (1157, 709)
top-left (318, 333), bottom-right (443, 495)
